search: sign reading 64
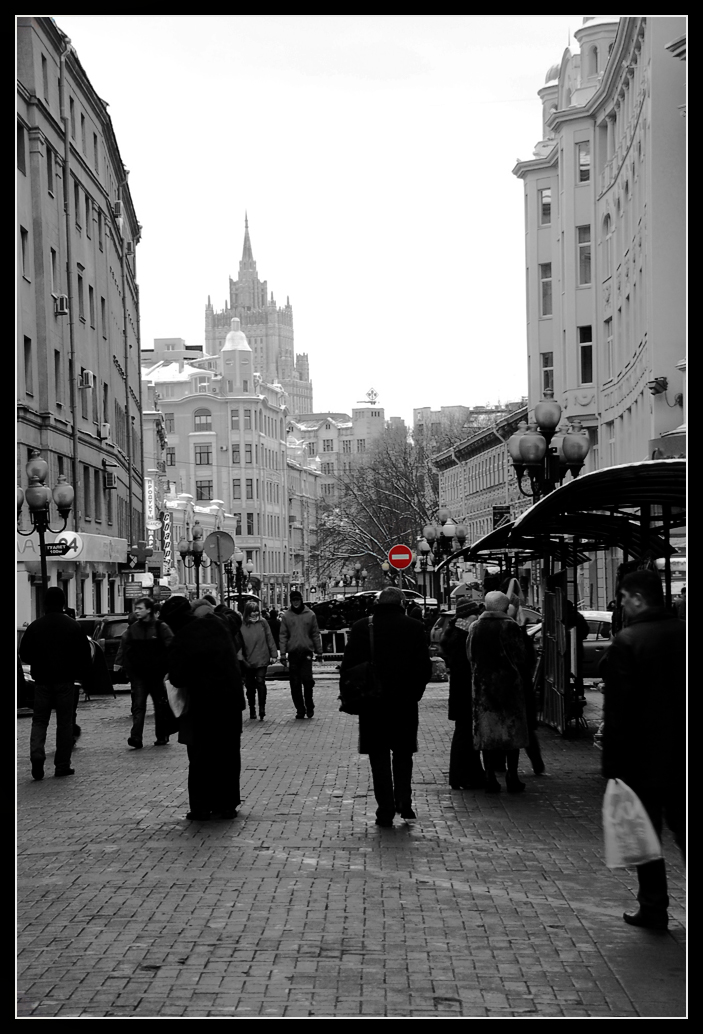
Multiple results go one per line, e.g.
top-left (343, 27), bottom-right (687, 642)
top-left (54, 533), bottom-right (84, 560)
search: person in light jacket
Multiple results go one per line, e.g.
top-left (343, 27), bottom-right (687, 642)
top-left (279, 591), bottom-right (323, 719)
top-left (240, 600), bottom-right (278, 720)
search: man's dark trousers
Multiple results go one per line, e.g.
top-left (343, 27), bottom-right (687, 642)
top-left (634, 785), bottom-right (685, 918)
top-left (130, 678), bottom-right (170, 744)
top-left (30, 682), bottom-right (75, 772)
top-left (288, 652), bottom-right (315, 715)
top-left (369, 750), bottom-right (413, 818)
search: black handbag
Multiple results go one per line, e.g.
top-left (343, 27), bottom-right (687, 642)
top-left (338, 617), bottom-right (384, 715)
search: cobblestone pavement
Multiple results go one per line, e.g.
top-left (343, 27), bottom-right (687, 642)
top-left (17, 675), bottom-right (686, 1018)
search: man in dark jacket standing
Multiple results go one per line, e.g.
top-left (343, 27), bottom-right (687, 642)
top-left (115, 596), bottom-right (173, 749)
top-left (20, 587), bottom-right (91, 780)
top-left (601, 569), bottom-right (686, 930)
top-left (279, 591), bottom-right (323, 719)
top-left (340, 587), bottom-right (433, 826)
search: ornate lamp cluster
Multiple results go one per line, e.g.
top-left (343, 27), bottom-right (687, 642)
top-left (224, 548), bottom-right (255, 610)
top-left (177, 520), bottom-right (211, 596)
top-left (507, 390), bottom-right (591, 500)
top-left (17, 450), bottom-right (75, 599)
top-left (417, 510), bottom-right (467, 607)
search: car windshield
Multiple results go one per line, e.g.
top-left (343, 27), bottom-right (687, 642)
top-left (104, 621), bottom-right (129, 639)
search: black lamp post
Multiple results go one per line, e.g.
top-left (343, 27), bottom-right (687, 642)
top-left (177, 520), bottom-right (210, 598)
top-left (421, 510), bottom-right (467, 608)
top-left (232, 548), bottom-right (254, 612)
top-left (353, 562), bottom-right (368, 589)
top-left (507, 390), bottom-right (592, 501)
top-left (17, 450), bottom-right (75, 605)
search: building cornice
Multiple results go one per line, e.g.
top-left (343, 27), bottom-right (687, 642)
top-left (513, 146), bottom-right (558, 179)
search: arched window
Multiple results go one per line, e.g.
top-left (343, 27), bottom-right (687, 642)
top-left (589, 45), bottom-right (598, 77)
top-left (194, 409), bottom-right (212, 432)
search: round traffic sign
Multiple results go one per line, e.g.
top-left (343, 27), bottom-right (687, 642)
top-left (203, 530), bottom-right (235, 562)
top-left (387, 544), bottom-right (413, 570)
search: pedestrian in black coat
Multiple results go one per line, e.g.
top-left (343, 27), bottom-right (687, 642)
top-left (161, 598), bottom-right (245, 821)
top-left (440, 600), bottom-right (485, 789)
top-left (601, 569), bottom-right (686, 930)
top-left (340, 587), bottom-right (432, 826)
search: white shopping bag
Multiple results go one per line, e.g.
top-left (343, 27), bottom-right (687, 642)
top-left (164, 677), bottom-right (188, 718)
top-left (602, 778), bottom-right (662, 869)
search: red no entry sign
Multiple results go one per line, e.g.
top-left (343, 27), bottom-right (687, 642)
top-left (387, 544), bottom-right (413, 570)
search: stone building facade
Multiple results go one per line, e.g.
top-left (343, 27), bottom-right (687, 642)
top-left (17, 16), bottom-right (143, 623)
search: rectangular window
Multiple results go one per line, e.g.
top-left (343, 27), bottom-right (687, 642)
top-left (321, 462), bottom-right (334, 475)
top-left (74, 180), bottom-right (81, 229)
top-left (357, 440), bottom-right (366, 453)
top-left (83, 465), bottom-right (92, 519)
top-left (196, 480), bottom-right (213, 501)
top-left (24, 337), bottom-right (33, 395)
top-left (322, 483), bottom-right (334, 496)
top-left (539, 263), bottom-right (552, 317)
top-left (247, 513), bottom-right (254, 535)
top-left (50, 248), bottom-right (57, 294)
top-left (246, 479), bottom-right (253, 500)
top-left (17, 122), bottom-right (27, 175)
top-left (166, 448), bottom-right (175, 466)
top-left (245, 444), bottom-right (253, 464)
top-left (233, 478), bottom-right (241, 500)
top-left (164, 412), bottom-right (174, 433)
top-left (77, 274), bottom-right (85, 320)
top-left (80, 368), bottom-right (88, 419)
top-left (604, 318), bottom-right (613, 380)
top-left (243, 380), bottom-right (249, 393)
top-left (577, 141), bottom-right (591, 183)
top-left (323, 439), bottom-right (333, 452)
top-left (577, 225), bottom-right (591, 286)
top-left (342, 440), bottom-right (352, 454)
top-left (194, 444), bottom-right (212, 465)
top-left (93, 133), bottom-right (99, 172)
top-left (69, 97), bottom-right (76, 138)
top-left (20, 226), bottom-right (29, 278)
top-left (47, 148), bottom-right (54, 194)
top-left (539, 187), bottom-right (551, 226)
top-left (85, 195), bottom-right (92, 237)
top-left (89, 286), bottom-right (95, 327)
top-left (578, 325), bottom-right (593, 384)
top-left (54, 350), bottom-right (63, 405)
top-left (232, 444), bottom-right (240, 464)
top-left (101, 297), bottom-right (107, 339)
top-left (80, 113), bottom-right (86, 153)
top-left (244, 409), bottom-right (252, 430)
top-left (231, 409), bottom-right (240, 430)
top-left (41, 54), bottom-right (49, 100)
top-left (98, 210), bottom-right (104, 251)
top-left (541, 352), bottom-right (554, 392)
top-left (306, 441), bottom-right (317, 455)
top-left (234, 513), bottom-right (242, 535)
top-left (94, 470), bottom-right (102, 522)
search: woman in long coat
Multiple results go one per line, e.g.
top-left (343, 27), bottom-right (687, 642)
top-left (466, 591), bottom-right (531, 794)
top-left (440, 600), bottom-right (485, 789)
top-left (160, 596), bottom-right (245, 821)
top-left (340, 587), bottom-right (432, 826)
top-left (240, 600), bottom-right (278, 720)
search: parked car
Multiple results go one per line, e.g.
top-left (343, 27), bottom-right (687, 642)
top-left (92, 614), bottom-right (132, 684)
top-left (581, 610), bottom-right (612, 678)
top-left (350, 589), bottom-right (439, 610)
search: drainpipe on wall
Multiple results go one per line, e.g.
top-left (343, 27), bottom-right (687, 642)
top-left (59, 36), bottom-right (82, 615)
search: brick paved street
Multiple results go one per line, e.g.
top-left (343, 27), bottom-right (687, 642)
top-left (17, 674), bottom-right (686, 1018)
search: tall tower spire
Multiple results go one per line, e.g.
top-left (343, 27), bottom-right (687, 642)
top-left (242, 212), bottom-right (254, 264)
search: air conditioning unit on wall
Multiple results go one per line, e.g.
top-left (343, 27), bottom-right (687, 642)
top-left (99, 422), bottom-right (111, 440)
top-left (54, 295), bottom-right (69, 316)
top-left (125, 241), bottom-right (134, 256)
top-left (79, 370), bottom-right (95, 389)
top-left (113, 200), bottom-right (122, 218)
top-left (104, 471), bottom-right (118, 489)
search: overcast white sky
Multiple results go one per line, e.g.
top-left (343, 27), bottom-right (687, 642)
top-left (52, 14), bottom-right (588, 424)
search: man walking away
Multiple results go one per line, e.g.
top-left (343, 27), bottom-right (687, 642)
top-left (115, 596), bottom-right (174, 749)
top-left (279, 591), bottom-right (323, 718)
top-left (601, 569), bottom-right (686, 930)
top-left (20, 587), bottom-right (91, 779)
top-left (340, 587), bottom-right (432, 826)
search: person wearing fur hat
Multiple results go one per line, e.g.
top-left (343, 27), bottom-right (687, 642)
top-left (466, 591), bottom-right (532, 794)
top-left (162, 596), bottom-right (246, 821)
top-left (440, 599), bottom-right (485, 790)
top-left (340, 586), bottom-right (433, 826)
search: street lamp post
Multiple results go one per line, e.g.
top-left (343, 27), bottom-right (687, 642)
top-left (421, 510), bottom-right (467, 608)
top-left (17, 450), bottom-right (75, 606)
top-left (352, 562), bottom-right (368, 590)
top-left (507, 390), bottom-right (591, 501)
top-left (232, 548), bottom-right (254, 612)
top-left (177, 520), bottom-right (210, 598)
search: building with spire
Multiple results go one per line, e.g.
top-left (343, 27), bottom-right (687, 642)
top-left (204, 216), bottom-right (313, 416)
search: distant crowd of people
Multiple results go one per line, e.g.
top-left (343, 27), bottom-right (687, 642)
top-left (20, 569), bottom-right (684, 931)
